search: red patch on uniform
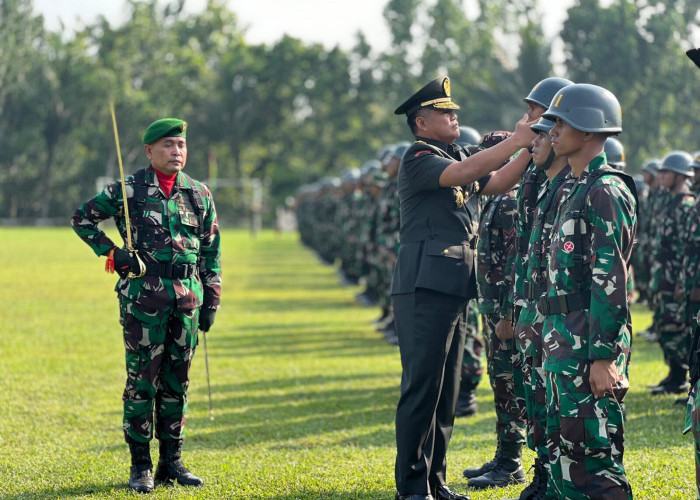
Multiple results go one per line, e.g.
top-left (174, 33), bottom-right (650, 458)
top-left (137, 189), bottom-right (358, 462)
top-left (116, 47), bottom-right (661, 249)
top-left (414, 150), bottom-right (431, 157)
top-left (563, 241), bottom-right (575, 253)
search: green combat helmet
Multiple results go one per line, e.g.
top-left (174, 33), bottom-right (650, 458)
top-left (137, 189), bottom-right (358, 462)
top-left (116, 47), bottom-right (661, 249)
top-left (524, 77), bottom-right (574, 108)
top-left (543, 83), bottom-right (622, 134)
top-left (658, 151), bottom-right (695, 178)
top-left (604, 137), bottom-right (626, 170)
top-left (456, 126), bottom-right (482, 147)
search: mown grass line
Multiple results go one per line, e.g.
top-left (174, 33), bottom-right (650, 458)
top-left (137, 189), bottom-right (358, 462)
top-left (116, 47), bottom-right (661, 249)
top-left (0, 227), bottom-right (694, 499)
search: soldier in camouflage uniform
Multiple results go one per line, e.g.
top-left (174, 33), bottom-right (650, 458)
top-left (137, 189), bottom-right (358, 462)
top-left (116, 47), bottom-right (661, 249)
top-left (539, 84), bottom-right (636, 499)
top-left (376, 144), bottom-right (409, 345)
top-left (466, 160), bottom-right (526, 490)
top-left (356, 161), bottom-right (383, 305)
top-left (453, 126), bottom-right (485, 418)
top-left (683, 153), bottom-right (700, 499)
top-left (72, 118), bottom-right (221, 493)
top-left (633, 160), bottom-right (660, 308)
top-left (504, 118), bottom-right (573, 500)
top-left (463, 77), bottom-right (572, 485)
top-left (649, 151), bottom-right (696, 395)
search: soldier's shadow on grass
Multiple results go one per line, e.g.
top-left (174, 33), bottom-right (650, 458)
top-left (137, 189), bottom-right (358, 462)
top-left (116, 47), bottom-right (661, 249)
top-left (246, 489), bottom-right (392, 499)
top-left (2, 483), bottom-right (123, 499)
top-left (184, 373), bottom-right (400, 449)
top-left (210, 327), bottom-right (395, 358)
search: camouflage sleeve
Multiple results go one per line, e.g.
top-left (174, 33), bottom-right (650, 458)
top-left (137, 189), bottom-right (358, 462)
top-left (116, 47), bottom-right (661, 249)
top-left (71, 182), bottom-right (124, 257)
top-left (672, 197), bottom-right (696, 282)
top-left (198, 183), bottom-right (222, 309)
top-left (500, 238), bottom-right (516, 319)
top-left (587, 179), bottom-right (636, 360)
top-left (681, 201), bottom-right (700, 293)
top-left (499, 197), bottom-right (518, 320)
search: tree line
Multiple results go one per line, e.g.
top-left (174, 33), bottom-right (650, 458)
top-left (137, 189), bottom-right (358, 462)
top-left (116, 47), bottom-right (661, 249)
top-left (1, 0), bottom-right (697, 225)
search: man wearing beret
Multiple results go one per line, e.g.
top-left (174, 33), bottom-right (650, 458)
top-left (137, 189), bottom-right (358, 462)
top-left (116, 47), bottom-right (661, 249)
top-left (391, 76), bottom-right (536, 500)
top-left (72, 118), bottom-right (221, 493)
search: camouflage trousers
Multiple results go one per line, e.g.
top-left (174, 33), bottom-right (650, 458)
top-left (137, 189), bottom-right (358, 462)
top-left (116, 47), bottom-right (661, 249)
top-left (119, 296), bottom-right (199, 444)
top-left (483, 313), bottom-right (526, 445)
top-left (656, 291), bottom-right (690, 368)
top-left (461, 300), bottom-right (483, 390)
top-left (545, 370), bottom-right (632, 500)
top-left (684, 378), bottom-right (700, 500)
top-left (514, 317), bottom-right (547, 463)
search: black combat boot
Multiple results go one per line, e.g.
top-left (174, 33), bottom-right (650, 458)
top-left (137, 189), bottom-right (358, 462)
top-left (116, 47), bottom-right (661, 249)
top-left (128, 442), bottom-right (154, 493)
top-left (467, 441), bottom-right (525, 489)
top-left (154, 439), bottom-right (204, 487)
top-left (455, 377), bottom-right (478, 418)
top-left (463, 440), bottom-right (500, 479)
top-left (651, 359), bottom-right (689, 395)
top-left (504, 458), bottom-right (547, 500)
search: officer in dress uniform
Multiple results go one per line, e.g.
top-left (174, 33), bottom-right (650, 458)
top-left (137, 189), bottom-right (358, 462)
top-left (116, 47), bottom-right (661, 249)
top-left (390, 76), bottom-right (536, 500)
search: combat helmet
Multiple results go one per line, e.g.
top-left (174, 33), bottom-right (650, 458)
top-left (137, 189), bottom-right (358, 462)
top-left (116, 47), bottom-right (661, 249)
top-left (524, 77), bottom-right (574, 108)
top-left (455, 126), bottom-right (482, 147)
top-left (543, 83), bottom-right (622, 134)
top-left (393, 141), bottom-right (411, 161)
top-left (658, 151), bottom-right (694, 177)
top-left (604, 137), bottom-right (626, 170)
top-left (530, 117), bottom-right (556, 134)
top-left (361, 159), bottom-right (382, 177)
top-left (340, 167), bottom-right (361, 184)
top-left (692, 151), bottom-right (700, 169)
top-left (642, 159), bottom-right (661, 176)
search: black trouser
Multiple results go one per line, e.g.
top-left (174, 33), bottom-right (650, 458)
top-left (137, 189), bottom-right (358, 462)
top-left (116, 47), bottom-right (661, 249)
top-left (393, 288), bottom-right (468, 495)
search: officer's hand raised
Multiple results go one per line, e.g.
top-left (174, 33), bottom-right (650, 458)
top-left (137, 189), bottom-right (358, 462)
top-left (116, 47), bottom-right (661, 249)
top-left (113, 248), bottom-right (140, 278)
top-left (199, 308), bottom-right (216, 332)
top-left (512, 114), bottom-right (538, 149)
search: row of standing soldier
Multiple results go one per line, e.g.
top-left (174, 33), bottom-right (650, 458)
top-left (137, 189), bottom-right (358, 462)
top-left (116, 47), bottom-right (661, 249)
top-left (297, 75), bottom-right (700, 500)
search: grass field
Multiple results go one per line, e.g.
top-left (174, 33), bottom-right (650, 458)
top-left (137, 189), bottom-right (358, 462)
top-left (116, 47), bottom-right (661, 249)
top-left (0, 227), bottom-right (695, 499)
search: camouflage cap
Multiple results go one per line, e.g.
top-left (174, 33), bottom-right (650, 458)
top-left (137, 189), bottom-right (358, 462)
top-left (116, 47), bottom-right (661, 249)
top-left (142, 118), bottom-right (187, 144)
top-left (394, 76), bottom-right (460, 116)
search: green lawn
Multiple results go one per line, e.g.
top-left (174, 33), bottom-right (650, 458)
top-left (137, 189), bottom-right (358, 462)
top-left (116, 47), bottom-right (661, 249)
top-left (0, 227), bottom-right (694, 499)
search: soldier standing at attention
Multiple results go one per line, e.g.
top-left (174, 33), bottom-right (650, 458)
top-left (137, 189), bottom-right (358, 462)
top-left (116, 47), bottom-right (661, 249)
top-left (72, 118), bottom-right (221, 493)
top-left (466, 142), bottom-right (526, 490)
top-left (506, 118), bottom-right (572, 500)
top-left (539, 84), bottom-right (637, 499)
top-left (682, 151), bottom-right (700, 498)
top-left (463, 76), bottom-right (572, 485)
top-left (648, 151), bottom-right (696, 395)
top-left (391, 76), bottom-right (536, 500)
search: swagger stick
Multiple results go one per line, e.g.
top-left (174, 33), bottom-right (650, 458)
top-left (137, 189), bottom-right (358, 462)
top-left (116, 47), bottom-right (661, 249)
top-left (202, 331), bottom-right (214, 420)
top-left (109, 100), bottom-right (133, 250)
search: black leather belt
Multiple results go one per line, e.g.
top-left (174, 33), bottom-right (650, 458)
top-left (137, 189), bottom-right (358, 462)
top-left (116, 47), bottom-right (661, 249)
top-left (145, 262), bottom-right (197, 279)
top-left (537, 293), bottom-right (590, 315)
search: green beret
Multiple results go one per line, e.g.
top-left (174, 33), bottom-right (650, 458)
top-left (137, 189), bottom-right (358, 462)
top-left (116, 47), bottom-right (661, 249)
top-left (142, 118), bottom-right (187, 144)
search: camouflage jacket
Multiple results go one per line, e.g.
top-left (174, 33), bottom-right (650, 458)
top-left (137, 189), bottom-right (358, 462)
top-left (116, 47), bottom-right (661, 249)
top-left (649, 190), bottom-right (696, 295)
top-left (72, 165), bottom-right (221, 311)
top-left (679, 199), bottom-right (700, 300)
top-left (542, 154), bottom-right (637, 377)
top-left (376, 179), bottom-right (400, 252)
top-left (506, 160), bottom-right (548, 316)
top-left (517, 166), bottom-right (573, 338)
top-left (476, 187), bottom-right (518, 316)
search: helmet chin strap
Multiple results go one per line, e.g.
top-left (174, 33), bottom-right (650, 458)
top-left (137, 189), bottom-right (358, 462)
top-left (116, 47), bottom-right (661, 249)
top-left (539, 148), bottom-right (556, 171)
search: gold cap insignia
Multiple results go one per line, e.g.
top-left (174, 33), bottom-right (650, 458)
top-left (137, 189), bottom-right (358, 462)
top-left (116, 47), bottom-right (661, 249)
top-left (443, 78), bottom-right (451, 97)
